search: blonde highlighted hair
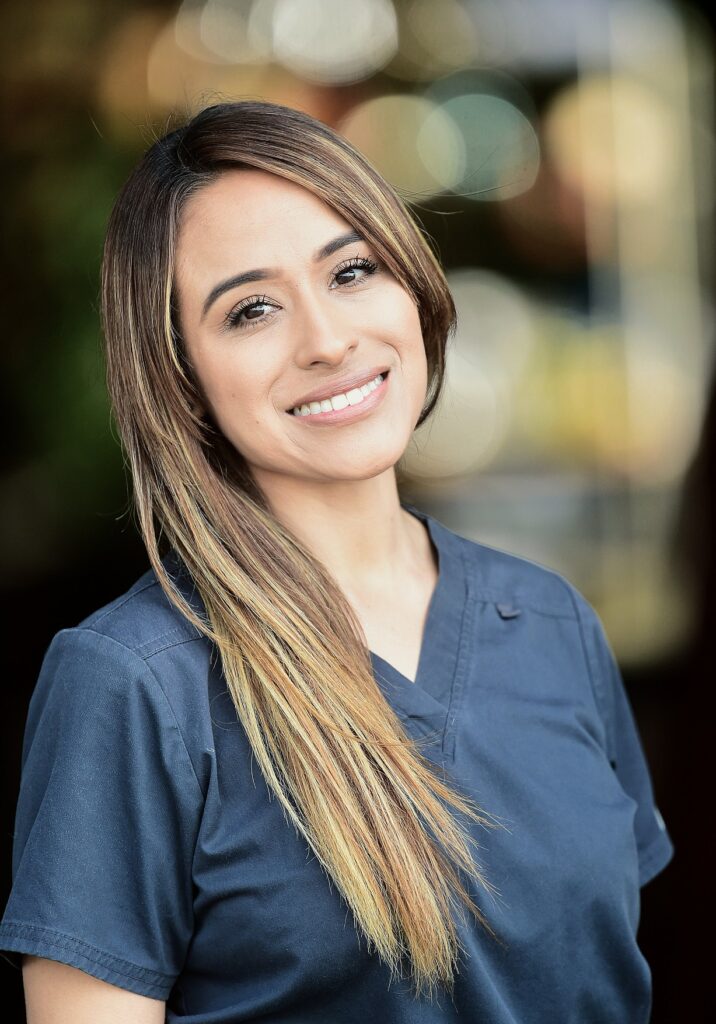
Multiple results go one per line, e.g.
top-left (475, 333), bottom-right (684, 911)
top-left (100, 100), bottom-right (499, 1000)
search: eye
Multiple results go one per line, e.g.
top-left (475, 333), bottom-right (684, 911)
top-left (220, 256), bottom-right (380, 333)
top-left (330, 256), bottom-right (379, 289)
top-left (221, 294), bottom-right (278, 332)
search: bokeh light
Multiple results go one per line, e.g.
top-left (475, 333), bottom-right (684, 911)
top-left (442, 93), bottom-right (541, 201)
top-left (545, 73), bottom-right (679, 207)
top-left (174, 0), bottom-right (272, 65)
top-left (338, 95), bottom-right (465, 197)
top-left (3, 10), bottom-right (712, 1015)
top-left (402, 270), bottom-right (538, 479)
top-left (5, 0), bottom-right (715, 674)
top-left (271, 0), bottom-right (398, 84)
top-left (387, 0), bottom-right (476, 80)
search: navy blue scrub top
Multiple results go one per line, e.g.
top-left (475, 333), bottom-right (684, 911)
top-left (0, 503), bottom-right (673, 1022)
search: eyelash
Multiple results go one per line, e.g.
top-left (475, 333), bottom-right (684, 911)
top-left (220, 255), bottom-right (380, 333)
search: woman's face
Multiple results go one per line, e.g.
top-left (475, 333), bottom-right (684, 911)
top-left (174, 168), bottom-right (428, 491)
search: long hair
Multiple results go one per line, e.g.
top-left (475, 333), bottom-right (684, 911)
top-left (100, 99), bottom-right (499, 1000)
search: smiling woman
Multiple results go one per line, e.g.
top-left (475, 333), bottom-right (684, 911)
top-left (0, 100), bottom-right (672, 1024)
top-left (172, 166), bottom-right (428, 480)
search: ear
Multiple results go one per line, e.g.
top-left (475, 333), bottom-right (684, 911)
top-left (190, 399), bottom-right (207, 418)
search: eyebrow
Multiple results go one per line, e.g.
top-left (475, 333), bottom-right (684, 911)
top-left (200, 229), bottom-right (365, 322)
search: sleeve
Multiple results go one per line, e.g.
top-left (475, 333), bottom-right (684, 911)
top-left (569, 586), bottom-right (675, 888)
top-left (0, 627), bottom-right (204, 1000)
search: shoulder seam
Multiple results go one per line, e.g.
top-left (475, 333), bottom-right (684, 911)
top-left (84, 578), bottom-right (159, 629)
top-left (453, 533), bottom-right (579, 618)
top-left (136, 626), bottom-right (205, 659)
top-left (59, 627), bottom-right (205, 802)
top-left (81, 619), bottom-right (203, 661)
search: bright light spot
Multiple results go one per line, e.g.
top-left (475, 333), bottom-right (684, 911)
top-left (272, 0), bottom-right (398, 84)
top-left (174, 0), bottom-right (271, 65)
top-left (401, 270), bottom-right (537, 480)
top-left (623, 348), bottom-right (701, 484)
top-left (338, 95), bottom-right (465, 197)
top-left (442, 93), bottom-right (540, 201)
top-left (147, 14), bottom-right (302, 113)
top-left (514, 316), bottom-right (701, 484)
top-left (402, 373), bottom-right (506, 481)
top-left (201, 0), bottom-right (271, 63)
top-left (448, 269), bottom-right (537, 380)
top-left (175, 1), bottom-right (215, 62)
top-left (545, 74), bottom-right (679, 206)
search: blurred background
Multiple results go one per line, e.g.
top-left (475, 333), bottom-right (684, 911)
top-left (1, 0), bottom-right (713, 1019)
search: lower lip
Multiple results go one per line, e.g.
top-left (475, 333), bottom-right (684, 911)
top-left (286, 372), bottom-right (390, 426)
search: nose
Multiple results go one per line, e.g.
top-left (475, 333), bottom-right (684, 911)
top-left (291, 290), bottom-right (359, 368)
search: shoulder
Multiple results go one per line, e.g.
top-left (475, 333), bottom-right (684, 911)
top-left (34, 551), bottom-right (212, 725)
top-left (427, 511), bottom-right (629, 730)
top-left (73, 551), bottom-right (207, 662)
top-left (429, 512), bottom-right (585, 621)
top-left (29, 554), bottom-right (215, 791)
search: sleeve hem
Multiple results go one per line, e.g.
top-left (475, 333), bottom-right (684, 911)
top-left (638, 830), bottom-right (675, 888)
top-left (0, 921), bottom-right (174, 1000)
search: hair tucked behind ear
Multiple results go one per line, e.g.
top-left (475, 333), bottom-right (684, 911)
top-left (100, 99), bottom-right (501, 1000)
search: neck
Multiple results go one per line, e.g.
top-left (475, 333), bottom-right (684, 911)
top-left (253, 469), bottom-right (430, 598)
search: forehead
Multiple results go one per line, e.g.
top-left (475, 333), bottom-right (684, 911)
top-left (176, 168), bottom-right (351, 278)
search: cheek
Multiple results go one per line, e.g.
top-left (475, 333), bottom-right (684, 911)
top-left (372, 287), bottom-right (423, 350)
top-left (397, 306), bottom-right (429, 405)
top-left (195, 346), bottom-right (271, 410)
top-left (191, 361), bottom-right (274, 445)
top-left (393, 301), bottom-right (427, 371)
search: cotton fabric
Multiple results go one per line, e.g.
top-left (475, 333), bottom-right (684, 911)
top-left (0, 504), bottom-right (673, 1022)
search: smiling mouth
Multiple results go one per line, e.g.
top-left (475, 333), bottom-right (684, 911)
top-left (286, 370), bottom-right (389, 416)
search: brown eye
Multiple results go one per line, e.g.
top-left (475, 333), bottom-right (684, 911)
top-left (330, 257), bottom-right (379, 289)
top-left (222, 295), bottom-right (277, 332)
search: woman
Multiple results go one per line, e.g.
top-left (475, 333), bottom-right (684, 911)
top-left (0, 101), bottom-right (673, 1023)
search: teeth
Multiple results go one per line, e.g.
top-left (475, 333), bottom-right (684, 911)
top-left (291, 373), bottom-right (385, 417)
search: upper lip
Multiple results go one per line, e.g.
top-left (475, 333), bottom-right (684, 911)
top-left (287, 366), bottom-right (389, 410)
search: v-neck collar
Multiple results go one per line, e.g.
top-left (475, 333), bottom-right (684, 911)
top-left (369, 502), bottom-right (473, 767)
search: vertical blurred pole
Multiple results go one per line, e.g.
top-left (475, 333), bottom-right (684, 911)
top-left (609, 0), bottom-right (710, 650)
top-left (574, 2), bottom-right (714, 1020)
top-left (573, 2), bottom-right (624, 613)
top-left (574, 1), bottom-right (710, 659)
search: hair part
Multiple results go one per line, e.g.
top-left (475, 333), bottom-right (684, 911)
top-left (100, 99), bottom-right (502, 999)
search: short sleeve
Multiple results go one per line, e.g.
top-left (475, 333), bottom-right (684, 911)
top-left (569, 586), bottom-right (674, 888)
top-left (0, 627), bottom-right (204, 999)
